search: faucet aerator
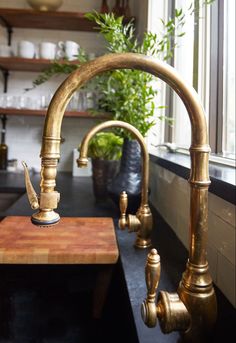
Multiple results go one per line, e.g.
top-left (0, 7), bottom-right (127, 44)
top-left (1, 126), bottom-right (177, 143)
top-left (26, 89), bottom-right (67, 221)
top-left (31, 214), bottom-right (60, 227)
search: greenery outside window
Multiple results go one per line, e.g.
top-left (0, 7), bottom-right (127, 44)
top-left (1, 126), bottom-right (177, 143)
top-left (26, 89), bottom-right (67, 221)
top-left (147, 0), bottom-right (235, 165)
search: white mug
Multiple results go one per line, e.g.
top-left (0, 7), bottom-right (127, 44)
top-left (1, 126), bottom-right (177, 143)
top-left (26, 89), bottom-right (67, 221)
top-left (39, 42), bottom-right (56, 60)
top-left (18, 40), bottom-right (35, 59)
top-left (58, 40), bottom-right (80, 60)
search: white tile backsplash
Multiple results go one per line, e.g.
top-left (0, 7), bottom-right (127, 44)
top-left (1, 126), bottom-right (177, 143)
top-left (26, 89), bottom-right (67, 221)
top-left (150, 161), bottom-right (236, 308)
top-left (209, 192), bottom-right (236, 227)
top-left (208, 211), bottom-right (235, 264)
top-left (217, 252), bottom-right (236, 306)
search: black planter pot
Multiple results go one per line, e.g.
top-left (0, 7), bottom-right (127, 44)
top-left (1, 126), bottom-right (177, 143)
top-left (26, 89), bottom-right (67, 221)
top-left (108, 138), bottom-right (142, 214)
top-left (91, 158), bottom-right (120, 202)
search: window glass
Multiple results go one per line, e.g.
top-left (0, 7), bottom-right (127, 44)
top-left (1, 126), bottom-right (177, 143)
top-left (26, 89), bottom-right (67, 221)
top-left (222, 0), bottom-right (235, 159)
top-left (172, 0), bottom-right (194, 149)
top-left (146, 0), bottom-right (167, 152)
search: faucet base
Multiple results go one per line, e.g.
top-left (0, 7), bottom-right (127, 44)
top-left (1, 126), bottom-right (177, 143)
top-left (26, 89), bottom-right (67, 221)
top-left (177, 262), bottom-right (217, 342)
top-left (31, 210), bottom-right (60, 227)
top-left (135, 237), bottom-right (151, 249)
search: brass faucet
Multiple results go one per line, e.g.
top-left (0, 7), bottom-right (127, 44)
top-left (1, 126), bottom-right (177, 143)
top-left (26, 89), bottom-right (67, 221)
top-left (77, 120), bottom-right (152, 249)
top-left (22, 53), bottom-right (217, 340)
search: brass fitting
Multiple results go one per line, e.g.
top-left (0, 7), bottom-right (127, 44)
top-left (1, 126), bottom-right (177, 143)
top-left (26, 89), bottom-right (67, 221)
top-left (141, 249), bottom-right (191, 332)
top-left (22, 161), bottom-right (60, 226)
top-left (77, 120), bottom-right (152, 249)
top-left (119, 191), bottom-right (128, 230)
top-left (119, 191), bottom-right (152, 248)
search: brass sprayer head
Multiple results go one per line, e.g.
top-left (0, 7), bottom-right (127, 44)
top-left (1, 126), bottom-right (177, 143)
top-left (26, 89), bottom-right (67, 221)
top-left (22, 161), bottom-right (60, 227)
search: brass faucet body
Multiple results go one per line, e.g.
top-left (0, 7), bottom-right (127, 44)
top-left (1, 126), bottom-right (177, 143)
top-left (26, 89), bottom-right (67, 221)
top-left (23, 53), bottom-right (217, 340)
top-left (77, 120), bottom-right (152, 249)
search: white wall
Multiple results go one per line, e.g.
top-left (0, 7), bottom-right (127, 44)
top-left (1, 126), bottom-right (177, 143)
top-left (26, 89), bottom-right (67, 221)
top-left (0, 0), bottom-right (137, 172)
top-left (149, 161), bottom-right (236, 307)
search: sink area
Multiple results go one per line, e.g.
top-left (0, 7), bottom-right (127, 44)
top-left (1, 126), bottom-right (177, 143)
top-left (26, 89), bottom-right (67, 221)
top-left (0, 173), bottom-right (235, 343)
top-left (0, 192), bottom-right (22, 220)
top-left (0, 263), bottom-right (136, 343)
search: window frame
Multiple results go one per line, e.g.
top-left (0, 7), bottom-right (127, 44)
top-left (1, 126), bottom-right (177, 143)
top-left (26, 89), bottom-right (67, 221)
top-left (208, 0), bottom-right (224, 154)
top-left (162, 0), bottom-right (235, 164)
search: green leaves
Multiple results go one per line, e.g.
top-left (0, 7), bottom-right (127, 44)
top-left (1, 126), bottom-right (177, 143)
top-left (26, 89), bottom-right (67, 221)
top-left (85, 132), bottom-right (123, 160)
top-left (25, 48), bottom-right (88, 91)
top-left (86, 12), bottom-right (162, 138)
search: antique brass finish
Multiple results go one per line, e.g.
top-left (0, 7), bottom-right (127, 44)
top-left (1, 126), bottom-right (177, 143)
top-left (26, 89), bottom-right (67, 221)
top-left (23, 53), bottom-right (216, 340)
top-left (22, 161), bottom-right (39, 210)
top-left (22, 162), bottom-right (60, 226)
top-left (141, 249), bottom-right (160, 328)
top-left (119, 191), bottom-right (128, 230)
top-left (141, 249), bottom-right (191, 333)
top-left (77, 120), bottom-right (152, 249)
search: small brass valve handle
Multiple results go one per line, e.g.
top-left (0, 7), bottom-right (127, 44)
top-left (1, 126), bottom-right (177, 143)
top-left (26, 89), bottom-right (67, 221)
top-left (127, 214), bottom-right (141, 233)
top-left (119, 191), bottom-right (128, 230)
top-left (22, 161), bottom-right (39, 210)
top-left (141, 248), bottom-right (161, 328)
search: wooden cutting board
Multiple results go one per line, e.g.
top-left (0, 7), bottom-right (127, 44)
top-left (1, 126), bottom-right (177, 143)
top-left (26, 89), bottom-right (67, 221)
top-left (0, 216), bottom-right (119, 265)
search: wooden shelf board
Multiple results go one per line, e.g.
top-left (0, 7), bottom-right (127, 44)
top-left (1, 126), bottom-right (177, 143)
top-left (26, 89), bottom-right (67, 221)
top-left (0, 8), bottom-right (135, 32)
top-left (0, 8), bottom-right (96, 32)
top-left (0, 108), bottom-right (108, 119)
top-left (0, 57), bottom-right (80, 72)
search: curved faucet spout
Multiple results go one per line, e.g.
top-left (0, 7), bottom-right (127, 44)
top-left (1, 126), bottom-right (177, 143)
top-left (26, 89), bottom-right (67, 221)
top-left (78, 120), bottom-right (152, 248)
top-left (78, 120), bottom-right (149, 206)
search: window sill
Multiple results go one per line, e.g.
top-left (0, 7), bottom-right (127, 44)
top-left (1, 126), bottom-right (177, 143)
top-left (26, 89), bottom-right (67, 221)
top-left (149, 150), bottom-right (235, 205)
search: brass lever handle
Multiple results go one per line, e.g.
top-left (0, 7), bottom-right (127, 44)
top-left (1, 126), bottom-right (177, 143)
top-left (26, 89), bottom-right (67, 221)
top-left (141, 249), bottom-right (190, 333)
top-left (22, 161), bottom-right (39, 210)
top-left (141, 248), bottom-right (160, 327)
top-left (119, 191), bottom-right (128, 230)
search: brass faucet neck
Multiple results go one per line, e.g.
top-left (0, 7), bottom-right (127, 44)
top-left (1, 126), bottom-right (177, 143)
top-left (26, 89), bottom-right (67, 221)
top-left (78, 120), bottom-right (150, 206)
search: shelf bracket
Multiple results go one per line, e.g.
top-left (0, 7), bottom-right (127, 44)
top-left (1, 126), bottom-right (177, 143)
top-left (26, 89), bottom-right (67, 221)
top-left (0, 69), bottom-right (9, 93)
top-left (0, 16), bottom-right (13, 46)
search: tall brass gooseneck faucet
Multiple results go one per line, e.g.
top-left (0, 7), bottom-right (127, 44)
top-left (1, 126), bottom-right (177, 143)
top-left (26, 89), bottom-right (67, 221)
top-left (23, 53), bottom-right (217, 341)
top-left (77, 120), bottom-right (152, 249)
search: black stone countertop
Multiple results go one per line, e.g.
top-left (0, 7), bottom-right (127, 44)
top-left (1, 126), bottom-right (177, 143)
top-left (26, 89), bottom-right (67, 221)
top-left (1, 172), bottom-right (235, 343)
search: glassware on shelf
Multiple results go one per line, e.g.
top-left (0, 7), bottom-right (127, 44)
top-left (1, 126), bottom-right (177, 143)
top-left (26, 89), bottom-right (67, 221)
top-left (66, 90), bottom-right (98, 112)
top-left (0, 94), bottom-right (13, 108)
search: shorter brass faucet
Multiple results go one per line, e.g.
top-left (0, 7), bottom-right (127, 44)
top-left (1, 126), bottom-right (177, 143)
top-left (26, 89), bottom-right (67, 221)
top-left (77, 120), bottom-right (152, 249)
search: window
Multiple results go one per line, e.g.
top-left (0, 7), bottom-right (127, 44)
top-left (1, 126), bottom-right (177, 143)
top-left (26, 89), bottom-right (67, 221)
top-left (147, 0), bottom-right (236, 163)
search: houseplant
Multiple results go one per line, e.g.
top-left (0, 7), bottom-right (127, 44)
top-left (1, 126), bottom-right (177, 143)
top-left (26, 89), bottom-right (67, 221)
top-left (85, 131), bottom-right (123, 202)
top-left (83, 11), bottom-right (182, 210)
